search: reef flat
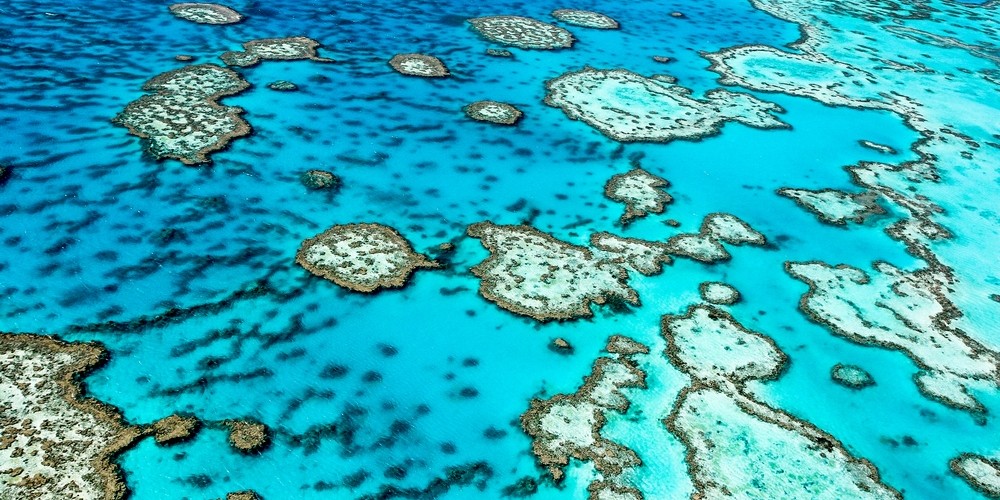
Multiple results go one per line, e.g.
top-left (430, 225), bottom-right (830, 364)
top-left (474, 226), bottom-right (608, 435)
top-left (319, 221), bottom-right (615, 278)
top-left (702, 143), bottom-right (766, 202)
top-left (522, 335), bottom-right (648, 497)
top-left (545, 68), bottom-right (788, 143)
top-left (467, 16), bottom-right (575, 50)
top-left (467, 222), bottom-right (638, 322)
top-left (220, 37), bottom-right (332, 67)
top-left (0, 334), bottom-right (142, 499)
top-left (665, 213), bottom-right (766, 263)
top-left (662, 306), bottom-right (900, 498)
top-left (788, 261), bottom-right (1000, 413)
top-left (296, 223), bottom-right (438, 293)
top-left (113, 65), bottom-right (250, 165)
top-left (777, 188), bottom-right (886, 226)
top-left (550, 10), bottom-right (619, 30)
top-left (388, 54), bottom-right (449, 78)
top-left (603, 168), bottom-right (672, 226)
top-left (168, 3), bottom-right (242, 25)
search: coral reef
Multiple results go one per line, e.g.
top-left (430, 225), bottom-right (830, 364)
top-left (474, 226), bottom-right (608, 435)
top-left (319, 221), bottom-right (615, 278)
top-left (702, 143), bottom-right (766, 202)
top-left (467, 222), bottom-right (637, 321)
top-left (522, 335), bottom-right (648, 497)
top-left (787, 261), bottom-right (1000, 413)
top-left (267, 80), bottom-right (298, 91)
top-left (151, 413), bottom-right (200, 445)
top-left (388, 53), bottom-right (449, 77)
top-left (225, 419), bottom-right (270, 453)
top-left (859, 140), bottom-right (897, 155)
top-left (300, 169), bottom-right (339, 190)
top-left (551, 9), bottom-right (619, 29)
top-left (662, 306), bottom-right (900, 498)
top-left (168, 3), bottom-right (243, 24)
top-left (590, 232), bottom-right (672, 276)
top-left (831, 364), bottom-right (876, 389)
top-left (777, 188), bottom-right (886, 226)
top-left (545, 68), bottom-right (787, 143)
top-left (113, 64), bottom-right (250, 165)
top-left (550, 338), bottom-right (574, 354)
top-left (950, 453), bottom-right (1000, 498)
top-left (225, 491), bottom-right (262, 500)
top-left (705, 0), bottom-right (1000, 417)
top-left (464, 101), bottom-right (523, 125)
top-left (296, 223), bottom-right (438, 293)
top-left (485, 48), bottom-right (513, 58)
top-left (0, 333), bottom-right (145, 499)
top-left (603, 168), bottom-right (672, 226)
top-left (468, 16), bottom-right (574, 50)
top-left (666, 213), bottom-right (766, 263)
top-left (220, 37), bottom-right (332, 67)
top-left (699, 282), bottom-right (740, 305)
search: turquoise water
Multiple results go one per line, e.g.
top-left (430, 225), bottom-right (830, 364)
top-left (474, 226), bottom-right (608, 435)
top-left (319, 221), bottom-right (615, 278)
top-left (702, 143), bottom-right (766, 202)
top-left (1, 0), bottom-right (998, 498)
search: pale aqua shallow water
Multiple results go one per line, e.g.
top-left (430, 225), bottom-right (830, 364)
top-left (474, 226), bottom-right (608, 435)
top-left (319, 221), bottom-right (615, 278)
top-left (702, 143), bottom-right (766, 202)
top-left (0, 0), bottom-right (998, 498)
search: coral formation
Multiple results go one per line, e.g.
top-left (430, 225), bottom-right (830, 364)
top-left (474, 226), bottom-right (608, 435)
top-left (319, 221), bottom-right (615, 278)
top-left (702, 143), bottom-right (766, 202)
top-left (388, 53), bottom-right (449, 77)
top-left (545, 68), bottom-right (787, 143)
top-left (522, 335), bottom-right (648, 497)
top-left (666, 213), bottom-right (766, 263)
top-left (662, 306), bottom-right (900, 498)
top-left (859, 140), bottom-right (897, 155)
top-left (300, 169), bottom-right (339, 190)
top-left (550, 338), bottom-right (574, 354)
top-left (467, 222), bottom-right (637, 321)
top-left (787, 261), bottom-right (1000, 413)
top-left (468, 16), bottom-right (575, 50)
top-left (220, 37), bottom-right (332, 67)
top-left (705, 0), bottom-right (1000, 417)
top-left (225, 491), bottom-right (263, 500)
top-left (113, 64), bottom-right (250, 165)
top-left (267, 80), bottom-right (298, 91)
top-left (831, 364), bottom-right (876, 389)
top-left (950, 453), bottom-right (1000, 498)
top-left (603, 168), bottom-right (672, 226)
top-left (296, 223), bottom-right (438, 293)
top-left (225, 419), bottom-right (270, 453)
top-left (0, 333), bottom-right (145, 499)
top-left (551, 9), bottom-right (619, 29)
top-left (590, 232), bottom-right (672, 276)
top-left (168, 3), bottom-right (243, 24)
top-left (151, 413), bottom-right (200, 445)
top-left (699, 282), bottom-right (740, 305)
top-left (464, 101), bottom-right (523, 125)
top-left (777, 188), bottom-right (886, 225)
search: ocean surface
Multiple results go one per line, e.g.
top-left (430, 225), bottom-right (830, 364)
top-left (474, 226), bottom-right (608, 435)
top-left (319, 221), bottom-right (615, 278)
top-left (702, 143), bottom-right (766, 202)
top-left (1, 0), bottom-right (998, 498)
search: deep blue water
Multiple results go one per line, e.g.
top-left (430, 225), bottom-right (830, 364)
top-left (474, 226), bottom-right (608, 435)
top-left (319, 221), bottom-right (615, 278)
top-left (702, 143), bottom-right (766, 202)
top-left (1, 0), bottom-right (998, 498)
